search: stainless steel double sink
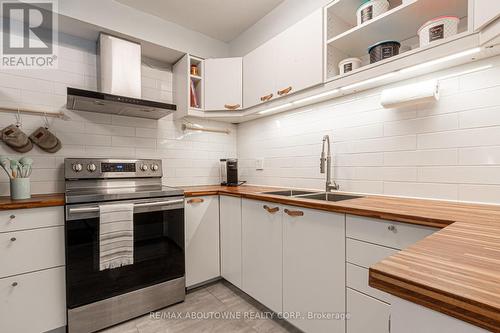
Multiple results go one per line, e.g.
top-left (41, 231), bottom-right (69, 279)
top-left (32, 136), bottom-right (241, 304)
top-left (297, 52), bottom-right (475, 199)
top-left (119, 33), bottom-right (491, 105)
top-left (262, 190), bottom-right (363, 202)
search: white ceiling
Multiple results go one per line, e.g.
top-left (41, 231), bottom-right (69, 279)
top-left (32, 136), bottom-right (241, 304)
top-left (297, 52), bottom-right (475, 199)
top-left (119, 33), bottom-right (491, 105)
top-left (114, 0), bottom-right (285, 42)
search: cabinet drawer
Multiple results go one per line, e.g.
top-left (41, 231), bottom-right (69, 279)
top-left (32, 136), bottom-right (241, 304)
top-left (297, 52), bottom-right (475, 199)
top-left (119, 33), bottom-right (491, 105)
top-left (347, 238), bottom-right (398, 268)
top-left (0, 226), bottom-right (65, 278)
top-left (347, 263), bottom-right (391, 303)
top-left (346, 215), bottom-right (438, 250)
top-left (0, 267), bottom-right (66, 333)
top-left (347, 288), bottom-right (390, 333)
top-left (0, 207), bottom-right (63, 233)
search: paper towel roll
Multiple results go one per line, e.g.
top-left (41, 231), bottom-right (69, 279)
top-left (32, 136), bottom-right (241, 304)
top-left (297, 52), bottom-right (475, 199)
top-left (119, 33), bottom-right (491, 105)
top-left (380, 79), bottom-right (439, 108)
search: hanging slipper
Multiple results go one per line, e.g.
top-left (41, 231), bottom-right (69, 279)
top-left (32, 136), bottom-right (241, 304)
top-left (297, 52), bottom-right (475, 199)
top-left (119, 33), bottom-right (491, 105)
top-left (29, 127), bottom-right (62, 153)
top-left (1, 124), bottom-right (33, 153)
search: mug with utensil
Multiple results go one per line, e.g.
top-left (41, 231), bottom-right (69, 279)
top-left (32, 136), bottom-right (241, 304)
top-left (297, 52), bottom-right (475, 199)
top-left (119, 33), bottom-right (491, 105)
top-left (0, 156), bottom-right (32, 200)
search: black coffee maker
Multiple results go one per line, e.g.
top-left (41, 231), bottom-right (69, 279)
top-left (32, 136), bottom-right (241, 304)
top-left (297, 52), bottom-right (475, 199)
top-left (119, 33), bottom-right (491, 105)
top-left (220, 158), bottom-right (241, 186)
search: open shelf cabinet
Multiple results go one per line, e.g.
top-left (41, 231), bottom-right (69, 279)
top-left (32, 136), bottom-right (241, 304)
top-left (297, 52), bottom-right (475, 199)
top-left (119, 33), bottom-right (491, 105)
top-left (173, 54), bottom-right (204, 119)
top-left (325, 0), bottom-right (471, 81)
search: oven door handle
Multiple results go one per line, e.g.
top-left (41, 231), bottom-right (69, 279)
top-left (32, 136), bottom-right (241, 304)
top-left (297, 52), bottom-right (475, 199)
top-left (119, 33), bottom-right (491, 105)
top-left (68, 199), bottom-right (185, 214)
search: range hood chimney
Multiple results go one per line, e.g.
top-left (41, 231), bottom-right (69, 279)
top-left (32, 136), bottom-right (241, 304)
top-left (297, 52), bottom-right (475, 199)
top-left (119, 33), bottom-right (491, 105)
top-left (66, 34), bottom-right (176, 119)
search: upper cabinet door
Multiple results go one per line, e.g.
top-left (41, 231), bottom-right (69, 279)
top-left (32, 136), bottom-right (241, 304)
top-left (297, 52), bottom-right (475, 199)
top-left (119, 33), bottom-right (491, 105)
top-left (274, 9), bottom-right (323, 98)
top-left (205, 57), bottom-right (243, 111)
top-left (474, 0), bottom-right (500, 30)
top-left (243, 41), bottom-right (277, 109)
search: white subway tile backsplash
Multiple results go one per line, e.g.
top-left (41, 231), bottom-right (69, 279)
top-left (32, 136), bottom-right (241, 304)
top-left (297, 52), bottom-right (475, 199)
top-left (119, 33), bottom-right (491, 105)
top-left (0, 36), bottom-right (499, 204)
top-left (458, 184), bottom-right (500, 204)
top-left (238, 57), bottom-right (500, 205)
top-left (384, 182), bottom-right (458, 200)
top-left (459, 106), bottom-right (500, 129)
top-left (384, 149), bottom-right (458, 166)
top-left (418, 166), bottom-right (500, 184)
top-left (0, 36), bottom-right (236, 192)
top-left (459, 146), bottom-right (500, 165)
top-left (383, 113), bottom-right (458, 137)
top-left (418, 127), bottom-right (500, 149)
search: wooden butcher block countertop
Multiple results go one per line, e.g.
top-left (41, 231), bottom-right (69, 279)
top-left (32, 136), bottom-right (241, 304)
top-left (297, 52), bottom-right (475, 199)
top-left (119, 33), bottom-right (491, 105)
top-left (0, 193), bottom-right (65, 210)
top-left (184, 185), bottom-right (500, 332)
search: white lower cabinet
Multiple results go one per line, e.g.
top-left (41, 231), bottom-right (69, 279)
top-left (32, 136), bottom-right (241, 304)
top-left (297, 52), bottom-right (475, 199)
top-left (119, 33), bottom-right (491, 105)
top-left (0, 206), bottom-right (66, 333)
top-left (283, 206), bottom-right (345, 333)
top-left (220, 195), bottom-right (242, 288)
top-left (241, 199), bottom-right (283, 312)
top-left (0, 226), bottom-right (65, 278)
top-left (390, 297), bottom-right (490, 333)
top-left (0, 258), bottom-right (66, 333)
top-left (347, 288), bottom-right (391, 333)
top-left (185, 196), bottom-right (220, 287)
top-left (346, 215), bottom-right (439, 333)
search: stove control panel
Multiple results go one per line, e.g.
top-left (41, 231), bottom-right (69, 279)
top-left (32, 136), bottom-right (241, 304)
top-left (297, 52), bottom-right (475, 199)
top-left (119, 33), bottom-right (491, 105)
top-left (65, 159), bottom-right (162, 179)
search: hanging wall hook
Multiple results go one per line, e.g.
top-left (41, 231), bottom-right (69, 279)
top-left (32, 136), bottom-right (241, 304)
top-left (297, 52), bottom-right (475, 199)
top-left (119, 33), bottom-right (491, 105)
top-left (15, 109), bottom-right (21, 127)
top-left (43, 112), bottom-right (50, 129)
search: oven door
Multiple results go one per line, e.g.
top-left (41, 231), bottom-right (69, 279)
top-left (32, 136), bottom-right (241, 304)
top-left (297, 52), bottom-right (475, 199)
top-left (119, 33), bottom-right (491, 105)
top-left (65, 196), bottom-right (185, 309)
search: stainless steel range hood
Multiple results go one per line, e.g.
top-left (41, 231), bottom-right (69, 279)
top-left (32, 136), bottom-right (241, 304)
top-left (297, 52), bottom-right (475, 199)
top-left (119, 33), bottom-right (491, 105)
top-left (66, 34), bottom-right (176, 119)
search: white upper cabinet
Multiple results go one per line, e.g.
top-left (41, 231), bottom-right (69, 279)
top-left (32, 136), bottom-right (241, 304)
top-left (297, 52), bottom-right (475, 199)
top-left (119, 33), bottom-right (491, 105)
top-left (243, 9), bottom-right (323, 108)
top-left (243, 40), bottom-right (277, 108)
top-left (274, 9), bottom-right (323, 99)
top-left (476, 0), bottom-right (500, 46)
top-left (205, 57), bottom-right (243, 111)
top-left (474, 0), bottom-right (500, 30)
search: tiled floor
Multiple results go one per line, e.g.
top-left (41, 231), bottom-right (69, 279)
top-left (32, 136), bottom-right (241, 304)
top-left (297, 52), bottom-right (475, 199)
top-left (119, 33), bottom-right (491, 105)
top-left (100, 280), bottom-right (300, 333)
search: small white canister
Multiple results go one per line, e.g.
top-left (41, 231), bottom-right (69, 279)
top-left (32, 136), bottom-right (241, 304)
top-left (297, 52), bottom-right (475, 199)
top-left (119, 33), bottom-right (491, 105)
top-left (356, 0), bottom-right (390, 25)
top-left (418, 16), bottom-right (459, 47)
top-left (339, 57), bottom-right (362, 75)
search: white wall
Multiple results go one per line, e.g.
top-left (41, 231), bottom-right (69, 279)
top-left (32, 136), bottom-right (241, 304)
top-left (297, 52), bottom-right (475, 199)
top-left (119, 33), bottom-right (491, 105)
top-left (56, 0), bottom-right (229, 58)
top-left (0, 34), bottom-right (236, 196)
top-left (229, 0), bottom-right (330, 56)
top-left (237, 56), bottom-right (500, 205)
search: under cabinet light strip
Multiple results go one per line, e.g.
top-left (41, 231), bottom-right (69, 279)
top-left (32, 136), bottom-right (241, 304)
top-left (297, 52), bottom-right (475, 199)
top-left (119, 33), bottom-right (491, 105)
top-left (257, 47), bottom-right (484, 116)
top-left (436, 64), bottom-right (493, 81)
top-left (181, 123), bottom-right (230, 134)
top-left (340, 72), bottom-right (397, 91)
top-left (258, 103), bottom-right (293, 115)
top-left (400, 47), bottom-right (481, 74)
top-left (292, 89), bottom-right (340, 105)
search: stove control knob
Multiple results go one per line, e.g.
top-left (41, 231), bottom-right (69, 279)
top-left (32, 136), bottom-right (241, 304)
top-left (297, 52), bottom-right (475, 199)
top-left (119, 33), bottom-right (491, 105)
top-left (151, 164), bottom-right (159, 172)
top-left (72, 163), bottom-right (83, 172)
top-left (87, 163), bottom-right (97, 172)
top-left (140, 164), bottom-right (148, 171)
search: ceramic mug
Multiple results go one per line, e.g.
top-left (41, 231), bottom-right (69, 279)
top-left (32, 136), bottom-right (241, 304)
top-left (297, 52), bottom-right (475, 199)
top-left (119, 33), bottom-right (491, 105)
top-left (10, 178), bottom-right (31, 200)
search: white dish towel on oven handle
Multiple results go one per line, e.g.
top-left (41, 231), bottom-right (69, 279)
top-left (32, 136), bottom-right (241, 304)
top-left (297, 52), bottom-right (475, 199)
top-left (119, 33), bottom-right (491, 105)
top-left (99, 203), bottom-right (134, 271)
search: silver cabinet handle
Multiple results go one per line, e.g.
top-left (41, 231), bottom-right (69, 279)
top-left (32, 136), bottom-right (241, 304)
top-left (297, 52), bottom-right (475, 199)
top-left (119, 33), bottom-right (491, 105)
top-left (388, 225), bottom-right (397, 232)
top-left (11, 282), bottom-right (18, 287)
top-left (68, 199), bottom-right (184, 214)
top-left (10, 237), bottom-right (16, 242)
top-left (9, 214), bottom-right (15, 219)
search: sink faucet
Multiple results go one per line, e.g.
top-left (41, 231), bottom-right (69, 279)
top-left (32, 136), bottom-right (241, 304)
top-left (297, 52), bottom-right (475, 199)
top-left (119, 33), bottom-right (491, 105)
top-left (320, 135), bottom-right (339, 192)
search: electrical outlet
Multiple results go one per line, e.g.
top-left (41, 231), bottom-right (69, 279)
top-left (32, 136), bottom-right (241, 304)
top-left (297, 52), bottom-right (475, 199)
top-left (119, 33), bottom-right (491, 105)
top-left (255, 158), bottom-right (264, 170)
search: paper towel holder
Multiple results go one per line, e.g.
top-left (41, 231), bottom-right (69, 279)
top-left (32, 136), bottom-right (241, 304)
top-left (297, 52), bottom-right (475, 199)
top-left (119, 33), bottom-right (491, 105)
top-left (380, 79), bottom-right (440, 109)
